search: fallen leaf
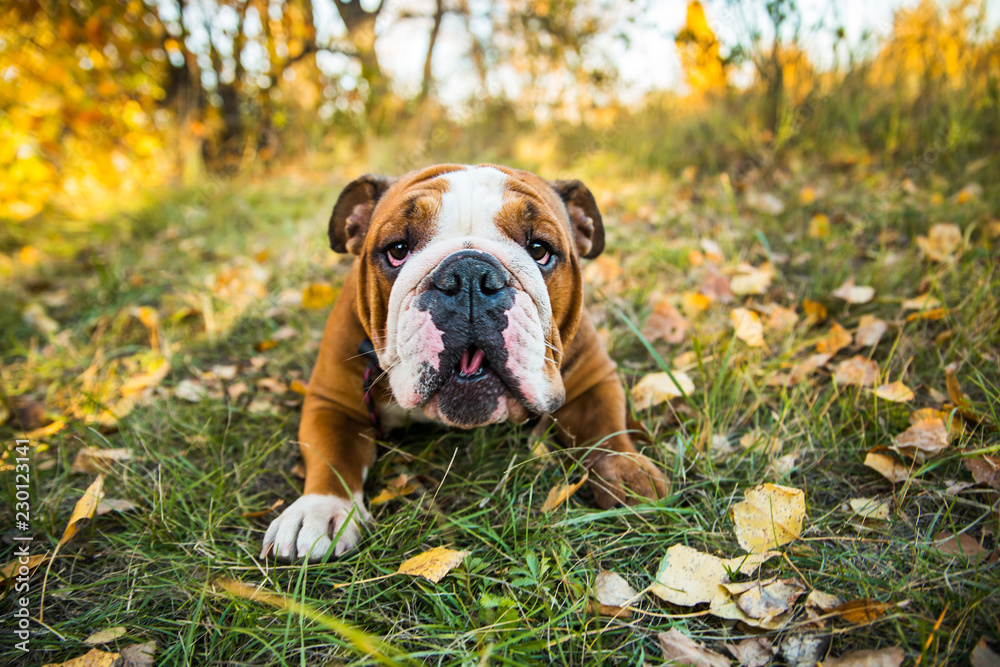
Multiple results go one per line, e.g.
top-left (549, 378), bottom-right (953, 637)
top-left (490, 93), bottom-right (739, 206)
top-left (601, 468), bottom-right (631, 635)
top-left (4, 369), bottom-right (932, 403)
top-left (769, 353), bottom-right (832, 387)
top-left (971, 637), bottom-right (1000, 667)
top-left (396, 546), bottom-right (469, 583)
top-left (747, 190), bottom-right (785, 215)
top-left (173, 379), bottom-right (206, 402)
top-left (682, 291), bottom-right (712, 317)
top-left (731, 308), bottom-right (765, 347)
top-left (864, 451), bottom-right (910, 483)
top-left (735, 578), bottom-right (805, 621)
top-left (96, 498), bottom-right (138, 516)
top-left (906, 307), bottom-right (948, 322)
top-left (895, 419), bottom-right (949, 463)
top-left (800, 186), bottom-right (818, 204)
top-left (41, 648), bottom-right (122, 667)
top-left (731, 483), bottom-right (806, 553)
top-left (819, 647), bottom-right (904, 667)
top-left (856, 315), bottom-right (888, 347)
top-left (594, 570), bottom-right (638, 608)
top-left (731, 263), bottom-right (775, 296)
top-left (849, 497), bottom-right (891, 521)
top-left (902, 293), bottom-right (941, 311)
top-left (650, 544), bottom-right (732, 606)
top-left (241, 498), bottom-right (284, 518)
top-left (71, 448), bottom-right (132, 474)
top-left (726, 637), bottom-right (777, 667)
top-left (875, 381), bottom-right (914, 403)
top-left (808, 213), bottom-right (830, 238)
top-left (833, 356), bottom-right (880, 387)
top-left (85, 627), bottom-right (128, 645)
top-left (1, 553), bottom-right (48, 583)
top-left (120, 642), bottom-right (155, 667)
top-left (701, 239), bottom-right (725, 263)
top-left (60, 475), bottom-right (105, 547)
top-left (699, 268), bottom-right (733, 302)
top-left (805, 589), bottom-right (843, 612)
top-left (964, 455), bottom-right (1000, 489)
top-left (816, 322), bottom-right (853, 355)
top-left (540, 472), bottom-right (589, 512)
top-left (211, 364), bottom-right (239, 380)
top-left (832, 279), bottom-right (874, 304)
top-left (932, 531), bottom-right (988, 560)
top-left (658, 628), bottom-right (730, 667)
top-left (782, 634), bottom-right (830, 667)
top-left (119, 357), bottom-right (171, 397)
top-left (642, 300), bottom-right (690, 344)
top-left (583, 255), bottom-right (624, 287)
top-left (768, 452), bottom-right (800, 477)
top-left (803, 299), bottom-right (827, 324)
top-left (256, 377), bottom-right (287, 393)
top-left (915, 222), bottom-right (962, 262)
top-left (630, 371), bottom-right (695, 409)
top-left (830, 599), bottom-right (888, 624)
top-left (302, 282), bottom-right (337, 309)
top-left (765, 305), bottom-right (799, 331)
top-left (289, 379), bottom-right (309, 395)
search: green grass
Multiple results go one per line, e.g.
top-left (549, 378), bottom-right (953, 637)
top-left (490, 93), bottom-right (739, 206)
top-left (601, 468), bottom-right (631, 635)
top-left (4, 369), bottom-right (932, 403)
top-left (1, 157), bottom-right (998, 665)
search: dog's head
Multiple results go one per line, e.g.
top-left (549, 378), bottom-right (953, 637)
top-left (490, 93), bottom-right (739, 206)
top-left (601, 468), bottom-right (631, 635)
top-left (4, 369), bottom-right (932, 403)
top-left (329, 164), bottom-right (604, 428)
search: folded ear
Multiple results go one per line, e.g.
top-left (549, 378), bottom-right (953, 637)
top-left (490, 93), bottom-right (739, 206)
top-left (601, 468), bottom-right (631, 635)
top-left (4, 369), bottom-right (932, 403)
top-left (328, 174), bottom-right (396, 254)
top-left (549, 179), bottom-right (605, 259)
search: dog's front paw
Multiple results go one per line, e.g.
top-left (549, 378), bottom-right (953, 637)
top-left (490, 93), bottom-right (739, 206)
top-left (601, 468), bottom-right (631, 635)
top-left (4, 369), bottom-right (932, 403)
top-left (260, 493), bottom-right (370, 562)
top-left (589, 452), bottom-right (668, 509)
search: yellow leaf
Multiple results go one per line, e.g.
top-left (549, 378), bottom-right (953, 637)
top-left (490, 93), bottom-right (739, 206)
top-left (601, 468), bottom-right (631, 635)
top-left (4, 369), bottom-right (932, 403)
top-left (641, 300), bottom-right (690, 344)
top-left (731, 308), bottom-right (765, 347)
top-left (289, 379), bottom-right (309, 395)
top-left (764, 305), bottom-right (798, 331)
top-left (833, 356), bottom-right (880, 387)
top-left (60, 475), bottom-right (105, 547)
top-left (650, 544), bottom-right (777, 607)
top-left (915, 223), bottom-right (962, 262)
top-left (820, 647), bottom-right (904, 667)
top-left (802, 299), bottom-right (827, 324)
top-left (630, 371), bottom-right (695, 409)
top-left (396, 546), bottom-right (469, 583)
top-left (906, 307), bottom-right (948, 322)
top-left (848, 497), bottom-right (891, 521)
top-left (902, 293), bottom-right (941, 311)
top-left (540, 472), bottom-right (589, 512)
top-left (84, 627), bottom-right (128, 645)
top-left (816, 321), bottom-right (852, 354)
top-left (71, 448), bottom-right (132, 474)
top-left (594, 570), bottom-right (639, 608)
top-left (681, 291), bottom-right (712, 317)
top-left (808, 213), bottom-right (830, 238)
top-left (875, 381), bottom-right (914, 403)
top-left (731, 483), bottom-right (805, 553)
top-left (895, 419), bottom-right (949, 463)
top-left (241, 498), bottom-right (284, 519)
top-left (856, 315), bottom-right (888, 347)
top-left (831, 279), bottom-right (874, 304)
top-left (799, 185), bottom-right (818, 205)
top-left (730, 263), bottom-right (775, 296)
top-left (1, 553), bottom-right (48, 583)
top-left (863, 451), bottom-right (910, 483)
top-left (301, 283), bottom-right (337, 310)
top-left (41, 648), bottom-right (122, 667)
top-left (830, 599), bottom-right (889, 624)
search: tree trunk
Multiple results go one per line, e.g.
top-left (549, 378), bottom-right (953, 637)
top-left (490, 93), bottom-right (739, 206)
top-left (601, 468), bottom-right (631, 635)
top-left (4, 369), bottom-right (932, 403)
top-left (419, 0), bottom-right (444, 101)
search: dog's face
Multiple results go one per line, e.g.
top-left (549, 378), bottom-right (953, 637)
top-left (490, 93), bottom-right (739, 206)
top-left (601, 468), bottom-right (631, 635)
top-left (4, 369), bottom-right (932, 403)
top-left (329, 164), bottom-right (604, 428)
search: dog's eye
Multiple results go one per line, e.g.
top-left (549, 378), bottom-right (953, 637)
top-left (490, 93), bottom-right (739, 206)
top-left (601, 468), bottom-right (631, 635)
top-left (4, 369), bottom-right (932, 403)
top-left (527, 240), bottom-right (552, 265)
top-left (386, 242), bottom-right (410, 267)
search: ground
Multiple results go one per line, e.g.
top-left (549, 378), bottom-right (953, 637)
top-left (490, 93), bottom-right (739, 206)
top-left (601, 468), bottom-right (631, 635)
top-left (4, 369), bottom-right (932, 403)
top-left (1, 159), bottom-right (998, 665)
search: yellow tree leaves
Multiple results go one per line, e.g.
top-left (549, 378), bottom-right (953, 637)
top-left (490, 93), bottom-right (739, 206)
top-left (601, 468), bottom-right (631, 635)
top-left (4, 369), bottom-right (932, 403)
top-left (731, 308), bottom-right (765, 347)
top-left (731, 484), bottom-right (806, 553)
top-left (675, 1), bottom-right (727, 94)
top-left (396, 546), bottom-right (469, 584)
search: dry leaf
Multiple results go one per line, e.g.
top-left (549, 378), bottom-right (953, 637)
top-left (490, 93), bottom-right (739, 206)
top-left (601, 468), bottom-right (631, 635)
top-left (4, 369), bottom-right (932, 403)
top-left (965, 455), bottom-right (1000, 489)
top-left (682, 291), bottom-right (712, 317)
top-left (658, 628), bottom-right (731, 667)
top-left (540, 472), bottom-right (589, 512)
top-left (731, 263), bottom-right (775, 296)
top-left (971, 637), bottom-right (1000, 667)
top-left (726, 637), bottom-right (777, 667)
top-left (1, 553), bottom-right (48, 582)
top-left (731, 483), bottom-right (806, 553)
top-left (864, 452), bottom-right (910, 484)
top-left (875, 382), bottom-right (914, 403)
top-left (915, 223), bottom-right (962, 262)
top-left (701, 239), bottom-right (725, 263)
top-left (735, 578), bottom-right (805, 621)
top-left (806, 589), bottom-right (842, 612)
top-left (71, 448), bottom-right (132, 474)
top-left (650, 544), bottom-right (732, 606)
top-left (765, 305), bottom-right (799, 331)
top-left (849, 497), bottom-right (891, 521)
top-left (302, 282), bottom-right (337, 309)
top-left (85, 627), bottom-right (128, 645)
top-left (60, 475), bottom-right (105, 547)
top-left (211, 364), bottom-right (239, 380)
top-left (731, 308), bottom-right (765, 347)
top-left (800, 186), bottom-right (818, 204)
top-left (932, 531), bottom-right (988, 560)
top-left (96, 498), bottom-right (138, 516)
top-left (241, 498), bottom-right (284, 518)
top-left (173, 379), bottom-right (206, 402)
top-left (699, 267), bottom-right (733, 302)
top-left (769, 353), bottom-right (832, 387)
top-left (594, 570), bottom-right (638, 608)
top-left (289, 379), bottom-right (308, 395)
top-left (120, 642), bottom-right (156, 667)
top-left (906, 307), bottom-right (948, 322)
top-left (803, 299), bottom-right (828, 324)
top-left (895, 419), bottom-right (949, 463)
top-left (41, 648), bottom-right (123, 667)
top-left (396, 546), bottom-right (469, 583)
top-left (831, 599), bottom-right (889, 624)
top-left (630, 371), bottom-right (695, 409)
top-left (902, 294), bottom-right (941, 311)
top-left (832, 279), bottom-right (874, 304)
top-left (642, 300), bottom-right (690, 344)
top-left (256, 377), bottom-right (287, 393)
top-left (782, 635), bottom-right (831, 667)
top-left (816, 322), bottom-right (853, 355)
top-left (808, 213), bottom-right (831, 238)
top-left (856, 315), bottom-right (888, 347)
top-left (747, 190), bottom-right (785, 215)
top-left (834, 356), bottom-right (880, 387)
top-left (819, 647), bottom-right (904, 667)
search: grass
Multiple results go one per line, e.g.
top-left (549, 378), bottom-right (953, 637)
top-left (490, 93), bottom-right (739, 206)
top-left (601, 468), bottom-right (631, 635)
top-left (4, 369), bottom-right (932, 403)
top-left (1, 150), bottom-right (999, 665)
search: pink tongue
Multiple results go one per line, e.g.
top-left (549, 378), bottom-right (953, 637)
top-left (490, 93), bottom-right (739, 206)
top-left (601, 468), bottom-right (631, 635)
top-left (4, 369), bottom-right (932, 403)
top-left (460, 348), bottom-right (486, 375)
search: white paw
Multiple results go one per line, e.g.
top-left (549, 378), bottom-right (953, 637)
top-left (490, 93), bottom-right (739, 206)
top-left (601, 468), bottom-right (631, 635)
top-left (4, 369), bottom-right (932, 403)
top-left (260, 493), bottom-right (370, 562)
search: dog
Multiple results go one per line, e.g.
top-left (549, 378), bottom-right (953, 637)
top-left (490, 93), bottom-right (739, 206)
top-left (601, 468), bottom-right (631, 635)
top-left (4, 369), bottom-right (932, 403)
top-left (261, 164), bottom-right (667, 561)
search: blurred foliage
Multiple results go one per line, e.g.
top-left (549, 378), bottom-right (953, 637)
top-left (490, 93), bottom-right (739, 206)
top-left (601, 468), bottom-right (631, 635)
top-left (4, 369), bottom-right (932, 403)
top-left (0, 0), bottom-right (998, 244)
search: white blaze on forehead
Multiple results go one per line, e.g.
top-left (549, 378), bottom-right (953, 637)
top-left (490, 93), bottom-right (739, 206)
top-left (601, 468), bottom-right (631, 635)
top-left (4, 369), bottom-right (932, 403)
top-left (438, 166), bottom-right (509, 241)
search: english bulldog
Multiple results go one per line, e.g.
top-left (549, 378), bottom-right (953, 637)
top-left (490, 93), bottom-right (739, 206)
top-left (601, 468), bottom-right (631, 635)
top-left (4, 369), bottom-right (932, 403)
top-left (261, 164), bottom-right (667, 561)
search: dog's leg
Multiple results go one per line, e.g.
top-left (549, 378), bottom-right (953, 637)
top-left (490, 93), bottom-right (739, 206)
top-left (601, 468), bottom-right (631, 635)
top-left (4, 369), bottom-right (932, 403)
top-left (549, 316), bottom-right (668, 507)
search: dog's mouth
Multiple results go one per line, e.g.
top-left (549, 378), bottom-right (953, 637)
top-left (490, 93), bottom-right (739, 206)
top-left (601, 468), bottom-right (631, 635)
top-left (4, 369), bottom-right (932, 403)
top-left (457, 345), bottom-right (489, 379)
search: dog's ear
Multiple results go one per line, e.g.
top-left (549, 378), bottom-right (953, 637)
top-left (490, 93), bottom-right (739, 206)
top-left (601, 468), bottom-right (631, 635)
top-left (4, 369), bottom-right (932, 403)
top-left (329, 174), bottom-right (396, 254)
top-left (549, 179), bottom-right (605, 259)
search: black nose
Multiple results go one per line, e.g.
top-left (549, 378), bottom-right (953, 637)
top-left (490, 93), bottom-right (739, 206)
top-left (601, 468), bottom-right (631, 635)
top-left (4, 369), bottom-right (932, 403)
top-left (429, 251), bottom-right (511, 317)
